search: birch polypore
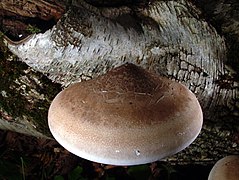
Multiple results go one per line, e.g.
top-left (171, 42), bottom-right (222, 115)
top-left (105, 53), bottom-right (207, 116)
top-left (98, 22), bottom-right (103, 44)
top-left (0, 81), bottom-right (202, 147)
top-left (48, 63), bottom-right (203, 165)
top-left (208, 155), bottom-right (239, 180)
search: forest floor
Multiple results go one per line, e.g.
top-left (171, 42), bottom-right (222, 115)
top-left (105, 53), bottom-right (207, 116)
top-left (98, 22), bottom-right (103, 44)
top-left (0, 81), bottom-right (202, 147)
top-left (0, 129), bottom-right (212, 180)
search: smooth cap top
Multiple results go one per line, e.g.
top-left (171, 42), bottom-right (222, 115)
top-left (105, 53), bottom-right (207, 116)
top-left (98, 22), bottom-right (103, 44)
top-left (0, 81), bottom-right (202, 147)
top-left (208, 155), bottom-right (239, 180)
top-left (48, 63), bottom-right (203, 165)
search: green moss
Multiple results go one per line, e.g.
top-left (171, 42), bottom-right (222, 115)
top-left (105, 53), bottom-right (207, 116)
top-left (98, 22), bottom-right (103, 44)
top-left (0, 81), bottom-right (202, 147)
top-left (26, 25), bottom-right (41, 34)
top-left (0, 35), bottom-right (62, 137)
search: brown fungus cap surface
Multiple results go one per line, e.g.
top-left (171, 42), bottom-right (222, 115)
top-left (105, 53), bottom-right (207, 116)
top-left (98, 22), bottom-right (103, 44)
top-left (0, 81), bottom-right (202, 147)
top-left (208, 155), bottom-right (239, 180)
top-left (48, 63), bottom-right (203, 166)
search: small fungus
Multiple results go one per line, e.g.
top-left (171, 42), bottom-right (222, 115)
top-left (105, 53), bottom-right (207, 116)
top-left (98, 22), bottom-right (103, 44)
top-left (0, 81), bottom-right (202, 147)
top-left (208, 155), bottom-right (239, 180)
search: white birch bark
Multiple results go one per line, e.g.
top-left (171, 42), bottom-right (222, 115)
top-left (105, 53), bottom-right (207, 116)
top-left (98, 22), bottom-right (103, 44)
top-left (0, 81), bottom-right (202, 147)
top-left (5, 0), bottom-right (238, 122)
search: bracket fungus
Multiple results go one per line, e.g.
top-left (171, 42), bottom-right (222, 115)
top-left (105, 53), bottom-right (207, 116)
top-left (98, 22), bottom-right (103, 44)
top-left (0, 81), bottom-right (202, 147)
top-left (48, 63), bottom-right (203, 166)
top-left (208, 155), bottom-right (239, 180)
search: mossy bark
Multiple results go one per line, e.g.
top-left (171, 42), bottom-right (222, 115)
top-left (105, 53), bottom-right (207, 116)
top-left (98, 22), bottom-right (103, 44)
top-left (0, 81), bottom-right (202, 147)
top-left (0, 0), bottom-right (238, 164)
top-left (0, 36), bottom-right (61, 138)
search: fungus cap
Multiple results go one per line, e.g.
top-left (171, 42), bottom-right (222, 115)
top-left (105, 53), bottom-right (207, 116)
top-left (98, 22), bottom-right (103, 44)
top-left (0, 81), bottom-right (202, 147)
top-left (208, 155), bottom-right (239, 180)
top-left (48, 63), bottom-right (203, 166)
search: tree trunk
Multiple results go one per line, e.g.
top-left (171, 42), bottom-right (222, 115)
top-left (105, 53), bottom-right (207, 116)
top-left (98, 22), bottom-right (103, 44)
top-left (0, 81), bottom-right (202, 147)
top-left (0, 0), bottom-right (239, 164)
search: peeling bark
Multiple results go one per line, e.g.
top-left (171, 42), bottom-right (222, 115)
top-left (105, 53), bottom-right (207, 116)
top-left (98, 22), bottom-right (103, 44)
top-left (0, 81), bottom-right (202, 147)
top-left (0, 0), bottom-right (239, 164)
top-left (0, 0), bottom-right (65, 20)
top-left (0, 0), bottom-right (66, 40)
